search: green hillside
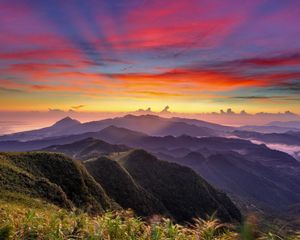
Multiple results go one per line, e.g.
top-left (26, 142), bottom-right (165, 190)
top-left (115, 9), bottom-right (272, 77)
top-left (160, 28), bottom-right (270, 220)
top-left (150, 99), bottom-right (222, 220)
top-left (0, 152), bottom-right (115, 213)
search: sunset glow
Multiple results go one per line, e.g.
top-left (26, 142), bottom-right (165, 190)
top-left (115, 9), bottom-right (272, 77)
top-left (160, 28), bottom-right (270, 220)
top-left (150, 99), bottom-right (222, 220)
top-left (0, 0), bottom-right (300, 113)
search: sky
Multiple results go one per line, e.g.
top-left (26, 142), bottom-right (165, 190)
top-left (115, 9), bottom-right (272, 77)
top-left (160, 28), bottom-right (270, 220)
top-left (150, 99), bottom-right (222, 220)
top-left (1, 0), bottom-right (300, 115)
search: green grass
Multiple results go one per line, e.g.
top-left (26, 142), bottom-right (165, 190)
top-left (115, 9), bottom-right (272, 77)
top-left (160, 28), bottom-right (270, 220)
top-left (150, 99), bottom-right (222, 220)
top-left (0, 193), bottom-right (299, 240)
top-left (1, 151), bottom-right (299, 239)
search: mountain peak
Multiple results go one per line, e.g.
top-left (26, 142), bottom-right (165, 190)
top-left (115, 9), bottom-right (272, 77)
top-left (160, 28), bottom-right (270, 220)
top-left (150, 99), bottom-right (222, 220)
top-left (100, 125), bottom-right (147, 136)
top-left (52, 116), bottom-right (81, 128)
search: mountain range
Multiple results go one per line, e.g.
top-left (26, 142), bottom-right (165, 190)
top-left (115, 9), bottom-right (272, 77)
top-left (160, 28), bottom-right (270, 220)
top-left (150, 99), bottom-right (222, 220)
top-left (38, 131), bottom-right (300, 215)
top-left (232, 130), bottom-right (300, 146)
top-left (267, 121), bottom-right (300, 129)
top-left (1, 114), bottom-right (299, 224)
top-left (2, 114), bottom-right (299, 143)
top-left (0, 115), bottom-right (232, 142)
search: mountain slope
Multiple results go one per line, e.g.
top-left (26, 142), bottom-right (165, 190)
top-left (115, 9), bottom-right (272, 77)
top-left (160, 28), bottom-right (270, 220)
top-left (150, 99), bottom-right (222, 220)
top-left (0, 152), bottom-right (114, 213)
top-left (96, 125), bottom-right (148, 144)
top-left (178, 152), bottom-right (300, 210)
top-left (0, 117), bottom-right (81, 141)
top-left (118, 149), bottom-right (242, 223)
top-left (84, 157), bottom-right (169, 217)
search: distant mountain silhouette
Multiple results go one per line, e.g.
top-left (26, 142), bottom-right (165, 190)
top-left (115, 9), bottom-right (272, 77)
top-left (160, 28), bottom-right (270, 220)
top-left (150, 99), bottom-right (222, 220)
top-left (0, 116), bottom-right (81, 141)
top-left (0, 126), bottom-right (146, 152)
top-left (98, 125), bottom-right (148, 143)
top-left (0, 114), bottom-right (227, 141)
top-left (233, 130), bottom-right (300, 146)
top-left (237, 125), bottom-right (299, 133)
top-left (51, 116), bottom-right (81, 129)
top-left (68, 114), bottom-right (218, 137)
top-left (267, 121), bottom-right (300, 129)
top-left (171, 117), bottom-right (233, 131)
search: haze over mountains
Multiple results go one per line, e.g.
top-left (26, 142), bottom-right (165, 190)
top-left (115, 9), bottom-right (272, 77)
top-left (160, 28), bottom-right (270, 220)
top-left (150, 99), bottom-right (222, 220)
top-left (40, 128), bottom-right (300, 215)
top-left (2, 108), bottom-right (300, 135)
top-left (0, 115), bottom-right (226, 142)
top-left (1, 114), bottom-right (300, 226)
top-left (233, 130), bottom-right (300, 146)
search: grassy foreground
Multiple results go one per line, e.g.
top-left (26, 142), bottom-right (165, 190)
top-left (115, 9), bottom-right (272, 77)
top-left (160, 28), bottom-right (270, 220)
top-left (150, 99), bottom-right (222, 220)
top-left (0, 192), bottom-right (299, 240)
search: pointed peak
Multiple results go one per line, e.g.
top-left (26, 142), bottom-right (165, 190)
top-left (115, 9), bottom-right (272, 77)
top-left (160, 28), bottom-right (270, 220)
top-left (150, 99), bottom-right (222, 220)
top-left (52, 116), bottom-right (80, 128)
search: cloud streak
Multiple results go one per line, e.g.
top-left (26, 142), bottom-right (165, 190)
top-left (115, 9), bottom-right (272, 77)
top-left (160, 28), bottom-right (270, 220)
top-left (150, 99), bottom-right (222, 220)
top-left (0, 0), bottom-right (300, 113)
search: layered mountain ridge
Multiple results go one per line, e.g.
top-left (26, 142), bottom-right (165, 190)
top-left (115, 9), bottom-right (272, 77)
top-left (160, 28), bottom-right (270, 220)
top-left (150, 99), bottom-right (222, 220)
top-left (0, 149), bottom-right (241, 223)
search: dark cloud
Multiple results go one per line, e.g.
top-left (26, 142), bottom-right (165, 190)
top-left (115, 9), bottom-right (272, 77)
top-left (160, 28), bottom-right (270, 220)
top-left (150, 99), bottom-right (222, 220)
top-left (232, 53), bottom-right (300, 67)
top-left (71, 105), bottom-right (85, 110)
top-left (0, 87), bottom-right (24, 93)
top-left (160, 105), bottom-right (171, 114)
top-left (48, 108), bottom-right (65, 113)
top-left (134, 107), bottom-right (153, 114)
top-left (232, 96), bottom-right (286, 100)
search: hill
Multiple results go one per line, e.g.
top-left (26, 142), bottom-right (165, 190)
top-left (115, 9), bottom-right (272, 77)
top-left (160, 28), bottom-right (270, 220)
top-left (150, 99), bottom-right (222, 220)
top-left (85, 157), bottom-right (168, 217)
top-left (0, 152), bottom-right (114, 213)
top-left (117, 149), bottom-right (242, 223)
top-left (43, 137), bottom-right (129, 160)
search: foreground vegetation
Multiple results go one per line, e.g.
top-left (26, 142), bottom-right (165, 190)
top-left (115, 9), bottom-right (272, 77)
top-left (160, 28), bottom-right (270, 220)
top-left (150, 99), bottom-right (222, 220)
top-left (0, 192), bottom-right (299, 240)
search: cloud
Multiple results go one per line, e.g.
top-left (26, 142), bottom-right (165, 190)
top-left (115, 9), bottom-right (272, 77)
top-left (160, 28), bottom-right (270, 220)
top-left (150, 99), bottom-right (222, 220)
top-left (0, 0), bottom-right (300, 112)
top-left (71, 105), bottom-right (85, 110)
top-left (220, 108), bottom-right (235, 115)
top-left (160, 105), bottom-right (171, 114)
top-left (231, 95), bottom-right (289, 100)
top-left (48, 108), bottom-right (65, 113)
top-left (134, 107), bottom-right (153, 114)
top-left (217, 53), bottom-right (300, 68)
top-left (0, 86), bottom-right (24, 93)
